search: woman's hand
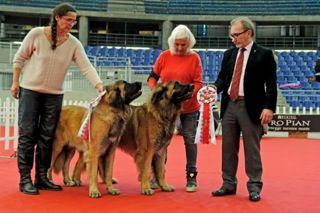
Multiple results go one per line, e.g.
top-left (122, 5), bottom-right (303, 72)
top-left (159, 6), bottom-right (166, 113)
top-left (11, 81), bottom-right (20, 99)
top-left (95, 82), bottom-right (104, 93)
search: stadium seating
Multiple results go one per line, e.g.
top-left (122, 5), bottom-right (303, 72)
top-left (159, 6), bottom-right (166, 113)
top-left (85, 46), bottom-right (320, 108)
top-left (145, 0), bottom-right (320, 16)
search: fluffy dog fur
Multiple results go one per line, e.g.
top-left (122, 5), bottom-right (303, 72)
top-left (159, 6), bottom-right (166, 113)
top-left (48, 80), bottom-right (142, 198)
top-left (116, 81), bottom-right (194, 195)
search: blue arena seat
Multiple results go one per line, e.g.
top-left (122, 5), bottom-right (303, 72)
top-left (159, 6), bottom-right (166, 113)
top-left (311, 82), bottom-right (320, 89)
top-left (108, 47), bottom-right (116, 57)
top-left (98, 47), bottom-right (108, 57)
top-left (84, 46), bottom-right (92, 54)
top-left (126, 49), bottom-right (134, 60)
top-left (87, 46), bottom-right (100, 56)
top-left (152, 49), bottom-right (161, 59)
top-left (116, 48), bottom-right (126, 57)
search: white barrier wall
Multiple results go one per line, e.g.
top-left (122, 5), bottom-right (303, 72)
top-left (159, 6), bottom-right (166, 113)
top-left (1, 98), bottom-right (320, 155)
top-left (0, 97), bottom-right (142, 154)
top-left (0, 98), bottom-right (89, 154)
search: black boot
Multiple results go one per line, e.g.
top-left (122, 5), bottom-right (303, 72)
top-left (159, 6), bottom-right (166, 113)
top-left (35, 175), bottom-right (62, 191)
top-left (17, 142), bottom-right (39, 195)
top-left (19, 171), bottom-right (39, 195)
top-left (35, 168), bottom-right (62, 191)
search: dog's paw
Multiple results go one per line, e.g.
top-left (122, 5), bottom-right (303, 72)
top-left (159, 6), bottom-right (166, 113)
top-left (63, 180), bottom-right (77, 187)
top-left (161, 184), bottom-right (175, 192)
top-left (73, 180), bottom-right (82, 186)
top-left (108, 188), bottom-right (121, 195)
top-left (89, 190), bottom-right (102, 198)
top-left (141, 188), bottom-right (155, 195)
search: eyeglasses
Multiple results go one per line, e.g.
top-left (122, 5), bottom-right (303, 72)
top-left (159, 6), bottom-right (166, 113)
top-left (62, 17), bottom-right (77, 25)
top-left (229, 29), bottom-right (248, 39)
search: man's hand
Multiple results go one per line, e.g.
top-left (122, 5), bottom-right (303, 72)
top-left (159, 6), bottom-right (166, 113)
top-left (260, 109), bottom-right (273, 125)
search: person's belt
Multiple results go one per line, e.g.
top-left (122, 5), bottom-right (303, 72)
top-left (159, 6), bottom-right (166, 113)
top-left (237, 96), bottom-right (245, 100)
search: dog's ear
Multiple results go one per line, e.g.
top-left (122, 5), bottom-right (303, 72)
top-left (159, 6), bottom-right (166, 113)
top-left (104, 85), bottom-right (111, 93)
top-left (99, 85), bottom-right (111, 103)
top-left (109, 88), bottom-right (124, 110)
top-left (151, 87), bottom-right (167, 104)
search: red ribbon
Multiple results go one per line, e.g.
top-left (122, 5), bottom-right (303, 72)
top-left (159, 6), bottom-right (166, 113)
top-left (82, 121), bottom-right (90, 141)
top-left (202, 102), bottom-right (210, 144)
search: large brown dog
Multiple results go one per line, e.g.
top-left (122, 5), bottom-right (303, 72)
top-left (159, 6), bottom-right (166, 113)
top-left (117, 81), bottom-right (194, 195)
top-left (63, 81), bottom-right (194, 195)
top-left (48, 80), bottom-right (142, 198)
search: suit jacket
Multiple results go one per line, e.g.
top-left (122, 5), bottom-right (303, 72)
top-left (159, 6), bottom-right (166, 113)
top-left (214, 43), bottom-right (277, 123)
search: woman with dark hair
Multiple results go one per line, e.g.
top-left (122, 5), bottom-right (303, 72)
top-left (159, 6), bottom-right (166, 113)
top-left (10, 3), bottom-right (104, 195)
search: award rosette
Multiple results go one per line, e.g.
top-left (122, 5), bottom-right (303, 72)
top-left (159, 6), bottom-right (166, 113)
top-left (195, 85), bottom-right (217, 144)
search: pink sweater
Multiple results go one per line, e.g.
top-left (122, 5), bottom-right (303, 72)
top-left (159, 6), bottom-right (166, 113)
top-left (13, 27), bottom-right (102, 94)
top-left (148, 50), bottom-right (203, 114)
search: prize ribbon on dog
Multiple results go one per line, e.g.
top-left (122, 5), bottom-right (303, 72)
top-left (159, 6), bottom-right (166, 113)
top-left (77, 90), bottom-right (106, 141)
top-left (195, 85), bottom-right (217, 144)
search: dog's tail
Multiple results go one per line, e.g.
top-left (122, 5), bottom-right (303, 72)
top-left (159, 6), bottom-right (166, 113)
top-left (52, 146), bottom-right (76, 174)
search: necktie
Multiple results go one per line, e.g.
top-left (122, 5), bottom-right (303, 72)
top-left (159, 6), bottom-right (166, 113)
top-left (230, 48), bottom-right (246, 101)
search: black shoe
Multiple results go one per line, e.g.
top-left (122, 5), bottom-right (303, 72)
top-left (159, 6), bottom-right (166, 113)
top-left (19, 182), bottom-right (39, 195)
top-left (249, 192), bottom-right (261, 202)
top-left (186, 172), bottom-right (198, 192)
top-left (212, 187), bottom-right (236, 196)
top-left (35, 177), bottom-right (62, 191)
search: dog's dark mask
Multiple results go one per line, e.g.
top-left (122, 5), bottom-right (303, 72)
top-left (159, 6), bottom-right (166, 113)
top-left (151, 81), bottom-right (194, 105)
top-left (124, 82), bottom-right (142, 104)
top-left (171, 83), bottom-right (194, 103)
top-left (105, 81), bottom-right (142, 110)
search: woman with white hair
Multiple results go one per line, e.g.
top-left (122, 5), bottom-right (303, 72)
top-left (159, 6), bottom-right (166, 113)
top-left (148, 24), bottom-right (203, 192)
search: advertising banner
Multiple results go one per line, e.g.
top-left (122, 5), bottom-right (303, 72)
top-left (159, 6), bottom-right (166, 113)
top-left (268, 115), bottom-right (320, 132)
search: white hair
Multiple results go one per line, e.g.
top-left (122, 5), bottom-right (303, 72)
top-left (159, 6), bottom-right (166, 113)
top-left (167, 25), bottom-right (196, 54)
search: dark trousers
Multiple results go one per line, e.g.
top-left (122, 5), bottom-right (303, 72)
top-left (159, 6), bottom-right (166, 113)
top-left (221, 99), bottom-right (263, 193)
top-left (180, 111), bottom-right (199, 173)
top-left (17, 87), bottom-right (63, 180)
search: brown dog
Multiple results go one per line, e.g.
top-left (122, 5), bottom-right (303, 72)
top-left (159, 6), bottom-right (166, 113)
top-left (63, 81), bottom-right (194, 195)
top-left (116, 81), bottom-right (194, 195)
top-left (48, 80), bottom-right (142, 198)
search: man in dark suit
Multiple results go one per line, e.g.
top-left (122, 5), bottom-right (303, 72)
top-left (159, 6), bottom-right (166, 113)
top-left (211, 17), bottom-right (277, 202)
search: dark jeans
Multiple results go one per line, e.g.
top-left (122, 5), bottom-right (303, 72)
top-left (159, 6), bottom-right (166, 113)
top-left (17, 87), bottom-right (63, 176)
top-left (180, 111), bottom-right (199, 173)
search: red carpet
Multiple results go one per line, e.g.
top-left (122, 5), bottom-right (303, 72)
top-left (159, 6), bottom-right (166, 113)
top-left (1, 136), bottom-right (320, 213)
